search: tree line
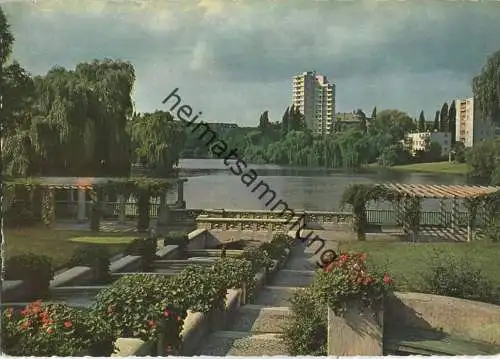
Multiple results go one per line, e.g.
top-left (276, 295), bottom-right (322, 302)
top-left (1, 7), bottom-right (185, 178)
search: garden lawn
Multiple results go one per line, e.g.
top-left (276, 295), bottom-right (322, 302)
top-left (390, 161), bottom-right (469, 175)
top-left (3, 227), bottom-right (137, 270)
top-left (339, 239), bottom-right (500, 292)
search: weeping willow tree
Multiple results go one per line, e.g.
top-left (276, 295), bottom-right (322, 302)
top-left (128, 111), bottom-right (186, 177)
top-left (340, 184), bottom-right (398, 241)
top-left (2, 39), bottom-right (136, 177)
top-left (473, 50), bottom-right (500, 126)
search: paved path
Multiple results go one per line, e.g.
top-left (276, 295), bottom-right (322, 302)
top-left (194, 242), bottom-right (324, 356)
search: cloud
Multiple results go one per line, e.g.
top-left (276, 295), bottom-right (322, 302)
top-left (3, 0), bottom-right (500, 126)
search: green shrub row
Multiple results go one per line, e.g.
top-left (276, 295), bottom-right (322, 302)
top-left (1, 255), bottom-right (263, 356)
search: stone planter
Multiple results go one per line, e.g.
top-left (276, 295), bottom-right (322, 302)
top-left (327, 300), bottom-right (384, 356)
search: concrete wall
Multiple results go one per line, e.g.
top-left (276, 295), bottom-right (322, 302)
top-left (385, 292), bottom-right (500, 345)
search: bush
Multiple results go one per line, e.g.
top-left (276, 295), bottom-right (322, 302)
top-left (4, 202), bottom-right (37, 228)
top-left (478, 219), bottom-right (500, 242)
top-left (242, 247), bottom-right (273, 273)
top-left (68, 245), bottom-right (111, 283)
top-left (422, 251), bottom-right (495, 303)
top-left (282, 288), bottom-right (327, 356)
top-left (1, 300), bottom-right (116, 356)
top-left (282, 252), bottom-right (393, 356)
top-left (92, 274), bottom-right (186, 354)
top-left (4, 254), bottom-right (54, 299)
top-left (163, 231), bottom-right (189, 247)
top-left (261, 233), bottom-right (292, 260)
top-left (212, 258), bottom-right (256, 302)
top-left (169, 265), bottom-right (227, 313)
top-left (124, 237), bottom-right (157, 270)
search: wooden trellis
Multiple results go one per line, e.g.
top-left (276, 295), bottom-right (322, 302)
top-left (378, 183), bottom-right (500, 241)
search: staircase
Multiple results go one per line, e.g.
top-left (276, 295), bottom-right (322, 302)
top-left (194, 246), bottom-right (317, 356)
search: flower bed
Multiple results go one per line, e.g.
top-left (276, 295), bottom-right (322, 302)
top-left (1, 300), bottom-right (115, 356)
top-left (282, 251), bottom-right (393, 356)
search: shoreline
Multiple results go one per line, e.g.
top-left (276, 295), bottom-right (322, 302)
top-left (386, 161), bottom-right (469, 175)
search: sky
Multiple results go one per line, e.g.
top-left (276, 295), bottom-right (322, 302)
top-left (3, 0), bottom-right (500, 126)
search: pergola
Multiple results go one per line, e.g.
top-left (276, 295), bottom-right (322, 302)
top-left (378, 183), bottom-right (500, 241)
top-left (4, 177), bottom-right (187, 231)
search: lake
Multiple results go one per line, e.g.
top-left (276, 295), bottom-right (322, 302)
top-left (175, 159), bottom-right (468, 211)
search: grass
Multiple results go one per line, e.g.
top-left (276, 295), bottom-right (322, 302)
top-left (3, 227), bottom-right (137, 270)
top-left (389, 161), bottom-right (469, 175)
top-left (339, 238), bottom-right (500, 292)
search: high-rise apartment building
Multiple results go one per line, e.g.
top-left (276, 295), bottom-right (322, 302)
top-left (455, 97), bottom-right (496, 147)
top-left (292, 71), bottom-right (335, 135)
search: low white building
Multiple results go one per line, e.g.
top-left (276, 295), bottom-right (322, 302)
top-left (405, 131), bottom-right (452, 157)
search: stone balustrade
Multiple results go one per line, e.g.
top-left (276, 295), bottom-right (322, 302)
top-left (196, 216), bottom-right (297, 232)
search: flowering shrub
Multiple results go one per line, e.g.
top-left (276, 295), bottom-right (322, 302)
top-left (92, 274), bottom-right (186, 354)
top-left (212, 258), bottom-right (256, 302)
top-left (315, 252), bottom-right (393, 314)
top-left (4, 253), bottom-right (54, 299)
top-left (282, 251), bottom-right (393, 355)
top-left (168, 265), bottom-right (227, 313)
top-left (1, 301), bottom-right (116, 356)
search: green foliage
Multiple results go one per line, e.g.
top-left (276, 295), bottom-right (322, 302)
top-left (261, 233), bottom-right (293, 260)
top-left (282, 288), bottom-right (327, 356)
top-left (473, 50), bottom-right (500, 125)
top-left (282, 252), bottom-right (393, 355)
top-left (422, 250), bottom-right (496, 303)
top-left (479, 218), bottom-right (500, 242)
top-left (128, 111), bottom-right (185, 176)
top-left (92, 274), bottom-right (185, 352)
top-left (124, 237), bottom-right (157, 270)
top-left (340, 184), bottom-right (399, 240)
top-left (68, 245), bottom-right (111, 283)
top-left (242, 247), bottom-right (273, 273)
top-left (1, 301), bottom-right (116, 356)
top-left (163, 231), bottom-right (189, 247)
top-left (4, 254), bottom-right (54, 299)
top-left (466, 138), bottom-right (500, 185)
top-left (169, 265), bottom-right (227, 313)
top-left (212, 258), bottom-right (256, 302)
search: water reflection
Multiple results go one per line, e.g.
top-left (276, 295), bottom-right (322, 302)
top-left (178, 159), bottom-right (468, 211)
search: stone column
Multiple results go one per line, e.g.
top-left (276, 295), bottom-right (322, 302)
top-left (175, 179), bottom-right (186, 209)
top-left (118, 194), bottom-right (126, 224)
top-left (77, 189), bottom-right (86, 223)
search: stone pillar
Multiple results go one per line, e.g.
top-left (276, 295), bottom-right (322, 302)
top-left (77, 189), bottom-right (86, 223)
top-left (175, 179), bottom-right (186, 209)
top-left (451, 198), bottom-right (459, 233)
top-left (118, 194), bottom-right (126, 224)
top-left (327, 302), bottom-right (383, 356)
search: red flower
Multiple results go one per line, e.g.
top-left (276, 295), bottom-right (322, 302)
top-left (64, 321), bottom-right (73, 328)
top-left (148, 320), bottom-right (156, 328)
top-left (46, 327), bottom-right (55, 334)
top-left (20, 320), bottom-right (32, 330)
top-left (164, 310), bottom-right (170, 317)
top-left (107, 305), bottom-right (114, 314)
top-left (383, 273), bottom-right (393, 285)
top-left (339, 254), bottom-right (349, 262)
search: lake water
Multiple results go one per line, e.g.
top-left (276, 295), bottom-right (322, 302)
top-left (177, 159), bottom-right (468, 211)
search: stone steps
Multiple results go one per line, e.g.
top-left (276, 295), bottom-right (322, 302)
top-left (194, 331), bottom-right (288, 356)
top-left (253, 286), bottom-right (302, 307)
top-left (271, 269), bottom-right (316, 287)
top-left (231, 306), bottom-right (291, 333)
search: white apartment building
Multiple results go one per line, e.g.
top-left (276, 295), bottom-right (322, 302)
top-left (455, 97), bottom-right (496, 147)
top-left (292, 71), bottom-right (335, 135)
top-left (406, 131), bottom-right (452, 157)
